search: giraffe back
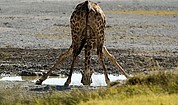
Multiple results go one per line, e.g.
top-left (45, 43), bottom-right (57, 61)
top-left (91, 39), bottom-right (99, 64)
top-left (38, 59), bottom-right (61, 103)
top-left (70, 1), bottom-right (106, 50)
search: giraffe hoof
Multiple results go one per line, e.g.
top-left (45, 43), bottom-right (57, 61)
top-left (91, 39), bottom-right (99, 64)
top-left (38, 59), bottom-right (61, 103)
top-left (64, 82), bottom-right (69, 87)
top-left (106, 80), bottom-right (110, 86)
top-left (126, 74), bottom-right (133, 78)
top-left (35, 79), bottom-right (43, 85)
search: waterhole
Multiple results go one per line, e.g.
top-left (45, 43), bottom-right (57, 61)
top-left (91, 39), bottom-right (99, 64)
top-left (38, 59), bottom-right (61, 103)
top-left (0, 73), bottom-right (126, 86)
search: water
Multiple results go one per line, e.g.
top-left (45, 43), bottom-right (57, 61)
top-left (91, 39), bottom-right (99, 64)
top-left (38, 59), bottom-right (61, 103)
top-left (0, 73), bottom-right (127, 86)
top-left (0, 76), bottom-right (23, 81)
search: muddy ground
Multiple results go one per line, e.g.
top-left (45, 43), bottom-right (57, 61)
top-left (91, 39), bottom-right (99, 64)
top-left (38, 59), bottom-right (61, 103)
top-left (0, 48), bottom-right (178, 76)
top-left (0, 0), bottom-right (178, 77)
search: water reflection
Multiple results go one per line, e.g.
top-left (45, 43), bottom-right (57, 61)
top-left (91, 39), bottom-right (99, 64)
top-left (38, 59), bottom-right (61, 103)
top-left (0, 73), bottom-right (127, 86)
top-left (0, 76), bottom-right (23, 81)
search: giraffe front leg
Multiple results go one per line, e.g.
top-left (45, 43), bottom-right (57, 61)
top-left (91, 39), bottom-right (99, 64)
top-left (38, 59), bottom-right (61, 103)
top-left (102, 46), bottom-right (130, 78)
top-left (35, 47), bottom-right (73, 85)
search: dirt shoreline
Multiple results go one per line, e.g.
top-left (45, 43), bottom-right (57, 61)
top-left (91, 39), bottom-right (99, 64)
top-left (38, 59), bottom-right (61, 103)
top-left (0, 48), bottom-right (177, 76)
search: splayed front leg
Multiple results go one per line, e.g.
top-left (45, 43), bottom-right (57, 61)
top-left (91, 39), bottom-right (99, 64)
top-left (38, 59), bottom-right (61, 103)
top-left (102, 46), bottom-right (130, 78)
top-left (35, 47), bottom-right (73, 85)
top-left (35, 70), bottom-right (52, 85)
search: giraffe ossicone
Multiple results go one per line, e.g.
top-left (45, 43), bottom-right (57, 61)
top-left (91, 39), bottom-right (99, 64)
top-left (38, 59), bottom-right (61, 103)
top-left (36, 0), bottom-right (130, 86)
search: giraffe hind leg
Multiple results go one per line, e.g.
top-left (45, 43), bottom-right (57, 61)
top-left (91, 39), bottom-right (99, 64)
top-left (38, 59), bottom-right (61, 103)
top-left (102, 46), bottom-right (130, 78)
top-left (64, 39), bottom-right (86, 86)
top-left (97, 48), bottom-right (110, 86)
top-left (35, 46), bottom-right (73, 85)
top-left (63, 55), bottom-right (77, 86)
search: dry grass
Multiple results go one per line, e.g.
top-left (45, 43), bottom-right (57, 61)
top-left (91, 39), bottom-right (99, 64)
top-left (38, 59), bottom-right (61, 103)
top-left (0, 52), bottom-right (11, 59)
top-left (79, 94), bottom-right (178, 105)
top-left (1, 69), bottom-right (178, 105)
top-left (105, 10), bottom-right (178, 16)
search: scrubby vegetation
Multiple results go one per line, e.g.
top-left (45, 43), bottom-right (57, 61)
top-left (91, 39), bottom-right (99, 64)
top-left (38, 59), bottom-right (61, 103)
top-left (1, 69), bottom-right (178, 105)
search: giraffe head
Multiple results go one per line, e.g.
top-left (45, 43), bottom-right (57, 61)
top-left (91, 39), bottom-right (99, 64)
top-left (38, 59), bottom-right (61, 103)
top-left (81, 71), bottom-right (93, 85)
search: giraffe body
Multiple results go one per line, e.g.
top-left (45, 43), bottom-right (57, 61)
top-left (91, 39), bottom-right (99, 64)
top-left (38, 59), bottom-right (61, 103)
top-left (36, 0), bottom-right (130, 86)
top-left (70, 1), bottom-right (106, 85)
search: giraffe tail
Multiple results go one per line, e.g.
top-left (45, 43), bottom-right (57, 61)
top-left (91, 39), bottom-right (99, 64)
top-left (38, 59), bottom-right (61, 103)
top-left (84, 0), bottom-right (91, 38)
top-left (84, 0), bottom-right (91, 12)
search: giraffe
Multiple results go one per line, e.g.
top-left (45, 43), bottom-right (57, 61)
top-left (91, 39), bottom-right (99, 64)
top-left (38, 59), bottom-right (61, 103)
top-left (35, 0), bottom-right (130, 86)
